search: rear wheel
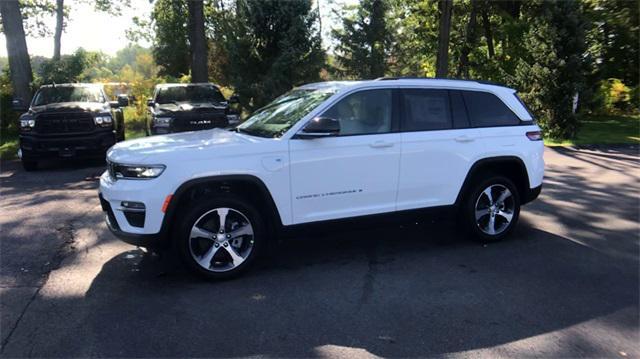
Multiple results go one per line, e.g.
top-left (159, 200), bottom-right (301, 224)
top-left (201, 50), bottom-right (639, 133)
top-left (21, 159), bottom-right (37, 171)
top-left (462, 175), bottom-right (520, 242)
top-left (175, 195), bottom-right (266, 279)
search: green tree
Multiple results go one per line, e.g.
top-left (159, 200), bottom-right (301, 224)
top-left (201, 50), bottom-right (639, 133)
top-left (332, 0), bottom-right (391, 79)
top-left (388, 0), bottom-right (439, 77)
top-left (36, 48), bottom-right (103, 84)
top-left (513, 0), bottom-right (589, 139)
top-left (151, 0), bottom-right (190, 77)
top-left (587, 0), bottom-right (639, 87)
top-left (223, 0), bottom-right (325, 110)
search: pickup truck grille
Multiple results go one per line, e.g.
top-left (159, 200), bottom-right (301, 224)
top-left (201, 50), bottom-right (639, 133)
top-left (35, 112), bottom-right (95, 134)
top-left (173, 110), bottom-right (228, 132)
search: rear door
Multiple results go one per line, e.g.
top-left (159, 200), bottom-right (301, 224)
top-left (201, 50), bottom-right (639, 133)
top-left (396, 89), bottom-right (477, 210)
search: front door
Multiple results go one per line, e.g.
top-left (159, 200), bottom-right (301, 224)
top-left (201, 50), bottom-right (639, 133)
top-left (289, 89), bottom-right (401, 224)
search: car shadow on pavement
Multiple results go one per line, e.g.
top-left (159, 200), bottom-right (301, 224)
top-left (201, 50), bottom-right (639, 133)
top-left (0, 159), bottom-right (105, 196)
top-left (12, 221), bottom-right (637, 358)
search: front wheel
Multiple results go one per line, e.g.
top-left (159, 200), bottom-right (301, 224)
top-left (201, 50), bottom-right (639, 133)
top-left (21, 159), bottom-right (38, 171)
top-left (175, 196), bottom-right (266, 279)
top-left (462, 175), bottom-right (520, 242)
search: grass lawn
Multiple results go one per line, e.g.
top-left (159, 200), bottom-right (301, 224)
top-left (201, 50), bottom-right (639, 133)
top-left (545, 114), bottom-right (639, 146)
top-left (0, 133), bottom-right (19, 160)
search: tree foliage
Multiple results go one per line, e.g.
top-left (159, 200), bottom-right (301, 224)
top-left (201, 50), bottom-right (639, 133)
top-left (222, 0), bottom-right (325, 110)
top-left (151, 0), bottom-right (190, 77)
top-left (332, 0), bottom-right (391, 79)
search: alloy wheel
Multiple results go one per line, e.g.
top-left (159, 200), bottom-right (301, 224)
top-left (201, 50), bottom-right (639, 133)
top-left (188, 207), bottom-right (254, 272)
top-left (474, 184), bottom-right (515, 236)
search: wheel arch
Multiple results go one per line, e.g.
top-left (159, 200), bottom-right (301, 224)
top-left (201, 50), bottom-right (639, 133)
top-left (455, 156), bottom-right (531, 206)
top-left (159, 174), bottom-right (283, 242)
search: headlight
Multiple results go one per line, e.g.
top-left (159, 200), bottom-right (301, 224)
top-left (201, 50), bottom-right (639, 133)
top-left (153, 116), bottom-right (173, 127)
top-left (20, 117), bottom-right (35, 130)
top-left (109, 163), bottom-right (166, 180)
top-left (95, 114), bottom-right (113, 127)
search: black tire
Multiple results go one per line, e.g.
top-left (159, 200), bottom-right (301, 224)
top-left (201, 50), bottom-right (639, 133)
top-left (461, 175), bottom-right (520, 242)
top-left (174, 195), bottom-right (266, 280)
top-left (21, 159), bottom-right (38, 171)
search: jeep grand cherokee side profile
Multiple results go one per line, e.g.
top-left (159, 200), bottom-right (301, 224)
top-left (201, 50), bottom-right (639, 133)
top-left (14, 83), bottom-right (128, 171)
top-left (99, 78), bottom-right (544, 279)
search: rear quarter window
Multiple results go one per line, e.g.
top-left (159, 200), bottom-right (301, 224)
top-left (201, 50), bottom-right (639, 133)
top-left (462, 91), bottom-right (520, 127)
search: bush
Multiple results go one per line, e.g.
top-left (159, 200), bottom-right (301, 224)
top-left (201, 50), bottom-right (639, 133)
top-left (0, 69), bottom-right (19, 138)
top-left (593, 78), bottom-right (635, 113)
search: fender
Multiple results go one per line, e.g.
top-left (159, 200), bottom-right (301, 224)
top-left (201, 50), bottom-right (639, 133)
top-left (454, 156), bottom-right (530, 206)
top-left (157, 174), bottom-right (284, 242)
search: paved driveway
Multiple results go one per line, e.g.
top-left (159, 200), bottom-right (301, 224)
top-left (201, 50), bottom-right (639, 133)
top-left (1, 147), bottom-right (638, 358)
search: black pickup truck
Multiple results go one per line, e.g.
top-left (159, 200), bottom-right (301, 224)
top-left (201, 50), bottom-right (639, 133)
top-left (13, 83), bottom-right (128, 171)
top-left (146, 83), bottom-right (239, 135)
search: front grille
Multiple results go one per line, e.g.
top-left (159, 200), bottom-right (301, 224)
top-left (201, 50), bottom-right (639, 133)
top-left (35, 112), bottom-right (95, 134)
top-left (173, 110), bottom-right (228, 132)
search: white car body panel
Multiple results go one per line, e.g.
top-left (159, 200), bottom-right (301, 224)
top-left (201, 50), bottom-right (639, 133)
top-left (99, 79), bottom-right (544, 237)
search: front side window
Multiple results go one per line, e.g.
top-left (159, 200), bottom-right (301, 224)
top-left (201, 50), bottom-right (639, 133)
top-left (401, 89), bottom-right (451, 131)
top-left (237, 88), bottom-right (336, 138)
top-left (155, 85), bottom-right (226, 104)
top-left (462, 91), bottom-right (520, 127)
top-left (323, 89), bottom-right (392, 136)
top-left (32, 87), bottom-right (105, 106)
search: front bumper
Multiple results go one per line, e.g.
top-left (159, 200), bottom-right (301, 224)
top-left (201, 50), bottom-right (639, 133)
top-left (20, 130), bottom-right (116, 160)
top-left (99, 193), bottom-right (160, 247)
top-left (99, 171), bottom-right (172, 248)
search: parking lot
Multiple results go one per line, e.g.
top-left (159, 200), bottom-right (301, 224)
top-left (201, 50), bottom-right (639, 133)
top-left (0, 146), bottom-right (638, 357)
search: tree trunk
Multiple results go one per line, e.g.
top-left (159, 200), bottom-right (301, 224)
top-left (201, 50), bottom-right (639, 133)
top-left (188, 0), bottom-right (208, 82)
top-left (456, 0), bottom-right (478, 78)
top-left (435, 0), bottom-right (453, 78)
top-left (53, 0), bottom-right (64, 60)
top-left (481, 3), bottom-right (494, 58)
top-left (0, 1), bottom-right (33, 103)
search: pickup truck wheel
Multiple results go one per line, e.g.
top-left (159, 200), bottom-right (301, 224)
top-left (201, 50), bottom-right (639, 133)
top-left (21, 159), bottom-right (38, 171)
top-left (176, 196), bottom-right (265, 279)
top-left (463, 176), bottom-right (520, 242)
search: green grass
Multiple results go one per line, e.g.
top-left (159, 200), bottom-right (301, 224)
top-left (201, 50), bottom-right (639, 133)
top-left (0, 133), bottom-right (19, 160)
top-left (545, 114), bottom-right (640, 146)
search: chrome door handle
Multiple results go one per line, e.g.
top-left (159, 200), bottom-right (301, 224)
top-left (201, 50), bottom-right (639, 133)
top-left (454, 135), bottom-right (474, 143)
top-left (369, 141), bottom-right (394, 148)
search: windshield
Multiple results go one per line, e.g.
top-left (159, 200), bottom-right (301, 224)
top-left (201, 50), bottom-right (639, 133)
top-left (236, 88), bottom-right (336, 138)
top-left (32, 87), bottom-right (105, 106)
top-left (155, 85), bottom-right (226, 104)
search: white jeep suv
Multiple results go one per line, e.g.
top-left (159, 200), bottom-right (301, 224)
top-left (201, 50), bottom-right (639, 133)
top-left (99, 78), bottom-right (544, 279)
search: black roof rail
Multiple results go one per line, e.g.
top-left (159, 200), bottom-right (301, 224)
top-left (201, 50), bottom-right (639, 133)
top-left (372, 76), bottom-right (507, 87)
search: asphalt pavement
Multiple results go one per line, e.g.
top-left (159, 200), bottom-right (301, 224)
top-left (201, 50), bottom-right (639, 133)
top-left (0, 147), bottom-right (638, 358)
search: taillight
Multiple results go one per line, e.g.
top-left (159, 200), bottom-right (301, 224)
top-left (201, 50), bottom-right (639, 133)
top-left (526, 131), bottom-right (543, 141)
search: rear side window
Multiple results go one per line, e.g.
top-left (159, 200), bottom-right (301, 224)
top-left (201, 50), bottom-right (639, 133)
top-left (401, 89), bottom-right (451, 131)
top-left (462, 91), bottom-right (520, 127)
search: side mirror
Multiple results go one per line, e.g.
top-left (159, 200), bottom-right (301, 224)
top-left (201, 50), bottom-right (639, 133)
top-left (228, 94), bottom-right (239, 104)
top-left (117, 94), bottom-right (129, 107)
top-left (296, 117), bottom-right (340, 139)
top-left (12, 98), bottom-right (27, 112)
top-left (147, 98), bottom-right (155, 107)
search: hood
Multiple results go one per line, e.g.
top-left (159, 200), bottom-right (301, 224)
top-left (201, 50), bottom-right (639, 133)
top-left (30, 102), bottom-right (109, 114)
top-left (107, 128), bottom-right (265, 164)
top-left (156, 101), bottom-right (227, 114)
